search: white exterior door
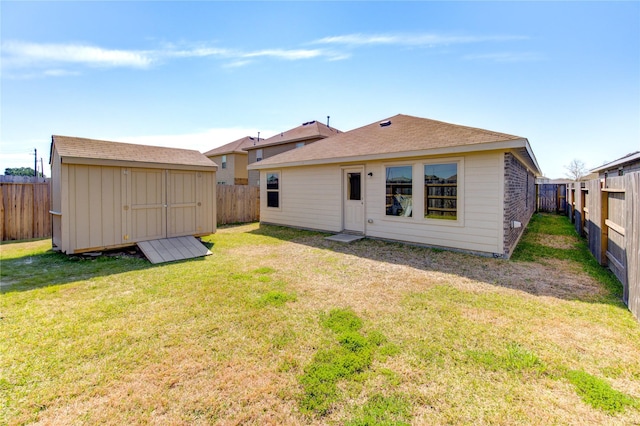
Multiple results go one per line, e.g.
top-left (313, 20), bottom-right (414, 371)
top-left (343, 167), bottom-right (365, 233)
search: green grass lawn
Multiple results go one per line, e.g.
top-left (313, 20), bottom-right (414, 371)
top-left (1, 214), bottom-right (639, 425)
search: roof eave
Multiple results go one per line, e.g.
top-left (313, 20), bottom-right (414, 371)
top-left (60, 156), bottom-right (218, 171)
top-left (243, 134), bottom-right (329, 151)
top-left (589, 152), bottom-right (640, 173)
top-left (249, 138), bottom-right (533, 170)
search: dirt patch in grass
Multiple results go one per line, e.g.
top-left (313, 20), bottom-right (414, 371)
top-left (533, 233), bottom-right (577, 250)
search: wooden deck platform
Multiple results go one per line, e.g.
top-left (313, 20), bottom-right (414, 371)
top-left (137, 236), bottom-right (212, 264)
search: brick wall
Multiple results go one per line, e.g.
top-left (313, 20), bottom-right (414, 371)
top-left (503, 153), bottom-right (536, 257)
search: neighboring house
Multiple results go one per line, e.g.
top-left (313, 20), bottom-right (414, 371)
top-left (590, 151), bottom-right (640, 181)
top-left (204, 136), bottom-right (261, 185)
top-left (245, 120), bottom-right (341, 186)
top-left (249, 114), bottom-right (542, 258)
top-left (50, 135), bottom-right (217, 254)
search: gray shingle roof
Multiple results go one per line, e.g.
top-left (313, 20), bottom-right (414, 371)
top-left (250, 114), bottom-right (537, 171)
top-left (203, 136), bottom-right (261, 156)
top-left (52, 135), bottom-right (217, 169)
top-left (245, 120), bottom-right (341, 150)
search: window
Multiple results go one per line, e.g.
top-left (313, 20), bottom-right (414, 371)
top-left (296, 142), bottom-right (305, 149)
top-left (386, 166), bottom-right (412, 217)
top-left (348, 172), bottom-right (361, 201)
top-left (424, 163), bottom-right (457, 220)
top-left (256, 149), bottom-right (263, 162)
top-left (266, 172), bottom-right (280, 208)
top-left (221, 155), bottom-right (227, 169)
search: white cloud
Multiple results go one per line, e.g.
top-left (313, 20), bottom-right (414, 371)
top-left (312, 33), bottom-right (528, 47)
top-left (43, 69), bottom-right (81, 77)
top-left (242, 48), bottom-right (324, 60)
top-left (1, 40), bottom-right (154, 68)
top-left (463, 52), bottom-right (544, 62)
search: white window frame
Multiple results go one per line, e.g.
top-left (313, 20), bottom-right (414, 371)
top-left (265, 170), bottom-right (281, 210)
top-left (383, 162), bottom-right (415, 221)
top-left (423, 157), bottom-right (464, 227)
top-left (256, 149), bottom-right (263, 162)
top-left (221, 155), bottom-right (227, 169)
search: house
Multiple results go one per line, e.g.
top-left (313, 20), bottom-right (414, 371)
top-left (50, 135), bottom-right (217, 254)
top-left (244, 120), bottom-right (341, 186)
top-left (248, 114), bottom-right (542, 258)
top-left (590, 151), bottom-right (640, 181)
top-left (204, 136), bottom-right (261, 185)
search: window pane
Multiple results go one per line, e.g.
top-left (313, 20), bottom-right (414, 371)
top-left (266, 173), bottom-right (279, 190)
top-left (386, 166), bottom-right (412, 217)
top-left (267, 191), bottom-right (279, 208)
top-left (348, 173), bottom-right (361, 201)
top-left (424, 163), bottom-right (457, 219)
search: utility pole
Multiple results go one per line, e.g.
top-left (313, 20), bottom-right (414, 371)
top-left (34, 148), bottom-right (37, 177)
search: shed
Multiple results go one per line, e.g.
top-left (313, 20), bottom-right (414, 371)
top-left (50, 135), bottom-right (217, 254)
top-left (249, 114), bottom-right (542, 258)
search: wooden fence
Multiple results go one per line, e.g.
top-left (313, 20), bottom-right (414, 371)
top-left (568, 172), bottom-right (639, 321)
top-left (216, 184), bottom-right (260, 225)
top-left (537, 183), bottom-right (567, 213)
top-left (0, 182), bottom-right (51, 241)
top-left (0, 183), bottom-right (260, 242)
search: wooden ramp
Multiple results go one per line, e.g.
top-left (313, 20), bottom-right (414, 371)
top-left (137, 236), bottom-right (212, 264)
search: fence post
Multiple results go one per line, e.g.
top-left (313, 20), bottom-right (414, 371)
top-left (626, 173), bottom-right (639, 319)
top-left (599, 186), bottom-right (608, 266)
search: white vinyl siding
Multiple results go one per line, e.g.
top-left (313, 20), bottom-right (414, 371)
top-left (259, 165), bottom-right (342, 232)
top-left (260, 151), bottom-right (505, 256)
top-left (366, 152), bottom-right (504, 255)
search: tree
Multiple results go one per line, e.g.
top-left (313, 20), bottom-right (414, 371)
top-left (4, 167), bottom-right (43, 177)
top-left (564, 159), bottom-right (587, 181)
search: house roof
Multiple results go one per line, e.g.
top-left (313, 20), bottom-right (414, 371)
top-left (244, 120), bottom-right (340, 150)
top-left (203, 136), bottom-right (261, 157)
top-left (249, 114), bottom-right (541, 174)
top-left (590, 151), bottom-right (640, 173)
top-left (51, 135), bottom-right (217, 170)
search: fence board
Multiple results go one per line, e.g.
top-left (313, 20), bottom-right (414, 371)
top-left (0, 182), bottom-right (51, 241)
top-left (216, 184), bottom-right (260, 225)
top-left (625, 173), bottom-right (639, 320)
top-left (536, 184), bottom-right (567, 213)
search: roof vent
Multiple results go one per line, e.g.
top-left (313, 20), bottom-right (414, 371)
top-left (379, 120), bottom-right (392, 127)
top-left (302, 120), bottom-right (316, 126)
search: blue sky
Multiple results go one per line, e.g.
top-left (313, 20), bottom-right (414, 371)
top-left (1, 1), bottom-right (638, 178)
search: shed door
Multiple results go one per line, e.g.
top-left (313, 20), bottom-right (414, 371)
top-left (167, 171), bottom-right (198, 238)
top-left (130, 169), bottom-right (166, 242)
top-left (343, 167), bottom-right (365, 233)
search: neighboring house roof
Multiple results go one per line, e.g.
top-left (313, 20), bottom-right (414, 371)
top-left (51, 135), bottom-right (217, 169)
top-left (249, 114), bottom-right (541, 174)
top-left (203, 136), bottom-right (262, 157)
top-left (590, 151), bottom-right (640, 173)
top-left (244, 120), bottom-right (341, 150)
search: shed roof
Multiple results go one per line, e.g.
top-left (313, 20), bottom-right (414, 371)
top-left (590, 151), bottom-right (640, 173)
top-left (249, 114), bottom-right (541, 174)
top-left (51, 135), bottom-right (217, 170)
top-left (203, 136), bottom-right (261, 157)
top-left (245, 120), bottom-right (340, 150)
